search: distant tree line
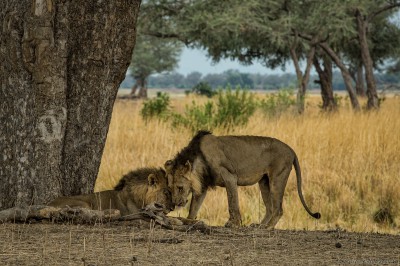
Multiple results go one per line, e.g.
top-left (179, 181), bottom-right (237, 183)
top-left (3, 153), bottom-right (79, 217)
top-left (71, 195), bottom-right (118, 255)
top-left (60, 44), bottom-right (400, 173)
top-left (120, 69), bottom-right (400, 91)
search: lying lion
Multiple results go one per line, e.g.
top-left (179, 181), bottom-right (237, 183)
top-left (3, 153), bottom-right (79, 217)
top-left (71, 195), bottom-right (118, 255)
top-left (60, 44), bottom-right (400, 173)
top-left (49, 167), bottom-right (174, 216)
top-left (165, 130), bottom-right (320, 228)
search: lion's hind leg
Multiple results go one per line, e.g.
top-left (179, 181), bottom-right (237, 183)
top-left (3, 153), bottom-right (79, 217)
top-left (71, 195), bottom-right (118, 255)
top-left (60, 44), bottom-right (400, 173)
top-left (265, 167), bottom-right (291, 229)
top-left (258, 174), bottom-right (273, 225)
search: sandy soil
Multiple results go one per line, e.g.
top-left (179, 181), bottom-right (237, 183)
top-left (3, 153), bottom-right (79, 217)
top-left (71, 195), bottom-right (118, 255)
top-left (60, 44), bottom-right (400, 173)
top-left (1, 221), bottom-right (399, 266)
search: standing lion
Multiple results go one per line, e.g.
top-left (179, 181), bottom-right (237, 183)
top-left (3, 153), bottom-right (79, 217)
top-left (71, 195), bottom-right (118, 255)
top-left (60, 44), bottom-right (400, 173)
top-left (49, 167), bottom-right (174, 216)
top-left (165, 131), bottom-right (320, 228)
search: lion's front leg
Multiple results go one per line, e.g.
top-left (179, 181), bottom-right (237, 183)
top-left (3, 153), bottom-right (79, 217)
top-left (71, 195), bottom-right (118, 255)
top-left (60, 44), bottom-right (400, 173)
top-left (188, 190), bottom-right (207, 219)
top-left (126, 199), bottom-right (140, 215)
top-left (219, 168), bottom-right (241, 227)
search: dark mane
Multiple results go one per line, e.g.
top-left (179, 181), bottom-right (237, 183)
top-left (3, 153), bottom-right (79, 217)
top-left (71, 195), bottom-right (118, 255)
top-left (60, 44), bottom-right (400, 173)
top-left (172, 130), bottom-right (215, 189)
top-left (173, 130), bottom-right (212, 168)
top-left (114, 167), bottom-right (165, 191)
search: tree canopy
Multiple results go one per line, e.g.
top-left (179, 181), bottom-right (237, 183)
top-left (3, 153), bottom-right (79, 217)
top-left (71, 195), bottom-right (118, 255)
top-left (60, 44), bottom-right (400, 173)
top-left (129, 34), bottom-right (183, 97)
top-left (139, 0), bottom-right (400, 111)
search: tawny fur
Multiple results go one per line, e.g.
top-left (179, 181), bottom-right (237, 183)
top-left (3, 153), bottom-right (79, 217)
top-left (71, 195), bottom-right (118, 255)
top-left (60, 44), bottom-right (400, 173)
top-left (165, 130), bottom-right (320, 229)
top-left (49, 168), bottom-right (173, 216)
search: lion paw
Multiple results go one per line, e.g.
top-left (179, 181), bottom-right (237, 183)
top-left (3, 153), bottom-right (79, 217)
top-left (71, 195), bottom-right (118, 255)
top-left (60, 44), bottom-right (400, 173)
top-left (224, 219), bottom-right (241, 228)
top-left (167, 217), bottom-right (184, 226)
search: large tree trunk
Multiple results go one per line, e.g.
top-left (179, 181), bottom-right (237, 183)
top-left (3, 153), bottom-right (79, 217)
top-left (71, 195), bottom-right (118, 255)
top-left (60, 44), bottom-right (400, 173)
top-left (0, 0), bottom-right (141, 209)
top-left (314, 55), bottom-right (337, 112)
top-left (356, 11), bottom-right (379, 109)
top-left (319, 42), bottom-right (360, 111)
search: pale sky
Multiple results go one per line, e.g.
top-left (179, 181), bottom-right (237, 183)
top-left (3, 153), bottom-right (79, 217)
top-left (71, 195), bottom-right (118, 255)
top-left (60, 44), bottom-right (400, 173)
top-left (177, 47), bottom-right (294, 75)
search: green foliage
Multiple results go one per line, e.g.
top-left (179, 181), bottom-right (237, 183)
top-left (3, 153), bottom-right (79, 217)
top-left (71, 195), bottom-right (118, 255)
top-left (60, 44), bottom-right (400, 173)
top-left (191, 82), bottom-right (216, 98)
top-left (140, 92), bottom-right (171, 121)
top-left (129, 35), bottom-right (183, 82)
top-left (259, 89), bottom-right (296, 117)
top-left (171, 101), bottom-right (215, 132)
top-left (139, 0), bottom-right (400, 113)
top-left (213, 87), bottom-right (257, 128)
top-left (171, 87), bottom-right (257, 132)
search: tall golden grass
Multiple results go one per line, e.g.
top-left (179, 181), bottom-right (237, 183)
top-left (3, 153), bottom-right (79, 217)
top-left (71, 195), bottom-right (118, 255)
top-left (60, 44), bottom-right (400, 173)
top-left (97, 92), bottom-right (400, 234)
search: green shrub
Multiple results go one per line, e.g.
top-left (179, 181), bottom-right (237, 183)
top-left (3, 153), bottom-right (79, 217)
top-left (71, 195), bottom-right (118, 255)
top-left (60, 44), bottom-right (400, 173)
top-left (171, 101), bottom-right (214, 132)
top-left (140, 92), bottom-right (170, 121)
top-left (213, 86), bottom-right (257, 128)
top-left (172, 87), bottom-right (257, 132)
top-left (191, 82), bottom-right (216, 98)
top-left (260, 89), bottom-right (296, 117)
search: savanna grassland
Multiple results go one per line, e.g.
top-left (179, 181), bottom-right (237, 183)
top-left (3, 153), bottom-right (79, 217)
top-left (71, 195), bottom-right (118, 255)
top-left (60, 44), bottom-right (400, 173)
top-left (97, 89), bottom-right (400, 234)
top-left (2, 90), bottom-right (400, 266)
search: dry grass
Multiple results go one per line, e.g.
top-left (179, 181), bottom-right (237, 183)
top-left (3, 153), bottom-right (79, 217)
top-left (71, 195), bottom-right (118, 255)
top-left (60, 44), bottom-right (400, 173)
top-left (97, 91), bottom-right (400, 234)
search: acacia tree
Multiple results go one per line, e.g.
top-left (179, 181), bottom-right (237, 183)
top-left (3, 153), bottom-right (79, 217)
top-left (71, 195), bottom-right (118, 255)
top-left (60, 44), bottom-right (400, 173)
top-left (350, 0), bottom-right (400, 109)
top-left (129, 35), bottom-right (182, 98)
top-left (0, 0), bottom-right (141, 209)
top-left (141, 0), bottom-right (400, 111)
top-left (140, 0), bottom-right (359, 112)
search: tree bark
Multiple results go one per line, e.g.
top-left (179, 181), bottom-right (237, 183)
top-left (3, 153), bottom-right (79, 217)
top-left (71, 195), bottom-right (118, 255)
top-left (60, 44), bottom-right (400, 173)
top-left (318, 42), bottom-right (360, 111)
top-left (356, 10), bottom-right (379, 109)
top-left (0, 0), bottom-right (141, 209)
top-left (138, 77), bottom-right (148, 98)
top-left (313, 55), bottom-right (337, 112)
top-left (355, 63), bottom-right (366, 97)
top-left (290, 46), bottom-right (315, 114)
top-left (130, 82), bottom-right (139, 95)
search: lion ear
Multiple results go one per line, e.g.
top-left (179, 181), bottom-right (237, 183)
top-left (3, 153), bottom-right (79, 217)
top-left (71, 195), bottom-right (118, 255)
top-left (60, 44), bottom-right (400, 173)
top-left (184, 160), bottom-right (192, 173)
top-left (164, 160), bottom-right (173, 172)
top-left (148, 174), bottom-right (158, 186)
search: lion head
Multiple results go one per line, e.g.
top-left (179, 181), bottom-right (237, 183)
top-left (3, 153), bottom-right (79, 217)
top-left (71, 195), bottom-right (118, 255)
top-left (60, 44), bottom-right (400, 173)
top-left (143, 172), bottom-right (175, 213)
top-left (164, 160), bottom-right (198, 208)
top-left (116, 167), bottom-right (175, 214)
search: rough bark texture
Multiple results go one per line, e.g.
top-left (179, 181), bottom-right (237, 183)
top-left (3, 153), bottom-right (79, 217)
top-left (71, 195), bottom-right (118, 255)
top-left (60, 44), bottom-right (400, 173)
top-left (319, 42), bottom-right (360, 111)
top-left (356, 11), bottom-right (379, 109)
top-left (0, 0), bottom-right (141, 209)
top-left (314, 55), bottom-right (337, 112)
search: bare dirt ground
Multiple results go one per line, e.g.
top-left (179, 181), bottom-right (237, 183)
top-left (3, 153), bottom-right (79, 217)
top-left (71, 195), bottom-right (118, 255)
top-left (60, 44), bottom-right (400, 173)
top-left (1, 221), bottom-right (399, 266)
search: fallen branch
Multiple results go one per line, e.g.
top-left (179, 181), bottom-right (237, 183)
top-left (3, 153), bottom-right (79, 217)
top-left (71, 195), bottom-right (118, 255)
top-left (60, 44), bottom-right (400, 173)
top-left (0, 203), bottom-right (211, 233)
top-left (0, 205), bottom-right (120, 223)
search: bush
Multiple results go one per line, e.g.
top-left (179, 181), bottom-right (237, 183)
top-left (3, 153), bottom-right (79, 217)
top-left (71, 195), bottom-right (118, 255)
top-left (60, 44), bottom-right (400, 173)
top-left (140, 92), bottom-right (170, 121)
top-left (213, 86), bottom-right (257, 128)
top-left (191, 82), bottom-right (216, 98)
top-left (172, 87), bottom-right (257, 132)
top-left (171, 101), bottom-right (214, 132)
top-left (260, 89), bottom-right (296, 117)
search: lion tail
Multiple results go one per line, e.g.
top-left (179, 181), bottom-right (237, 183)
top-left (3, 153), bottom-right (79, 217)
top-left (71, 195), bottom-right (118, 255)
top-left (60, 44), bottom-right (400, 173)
top-left (293, 155), bottom-right (321, 219)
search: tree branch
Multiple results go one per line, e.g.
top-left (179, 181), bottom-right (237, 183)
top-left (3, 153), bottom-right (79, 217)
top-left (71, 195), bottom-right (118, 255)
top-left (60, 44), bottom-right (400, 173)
top-left (368, 3), bottom-right (400, 22)
top-left (143, 31), bottom-right (192, 45)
